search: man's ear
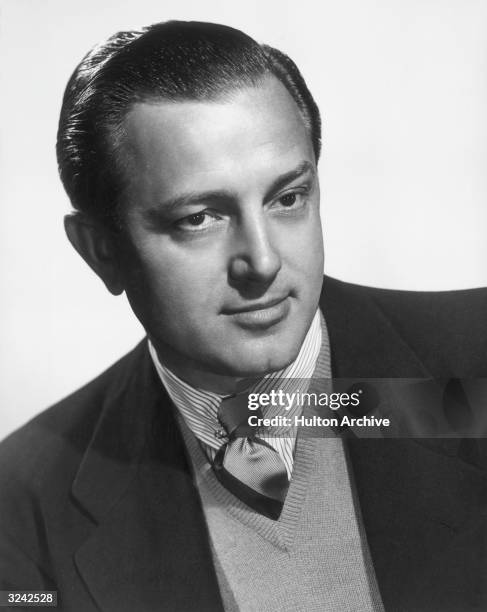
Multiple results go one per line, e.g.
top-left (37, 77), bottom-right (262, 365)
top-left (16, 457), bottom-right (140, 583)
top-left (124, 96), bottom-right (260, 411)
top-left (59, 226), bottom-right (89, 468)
top-left (64, 213), bottom-right (125, 296)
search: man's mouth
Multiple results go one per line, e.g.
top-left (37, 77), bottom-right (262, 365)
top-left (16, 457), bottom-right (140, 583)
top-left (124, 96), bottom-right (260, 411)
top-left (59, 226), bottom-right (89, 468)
top-left (222, 294), bottom-right (291, 328)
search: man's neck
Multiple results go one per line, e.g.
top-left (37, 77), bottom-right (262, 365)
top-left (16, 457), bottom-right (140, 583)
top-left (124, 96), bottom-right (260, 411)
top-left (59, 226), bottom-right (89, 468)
top-left (148, 309), bottom-right (322, 395)
top-left (147, 340), bottom-right (284, 395)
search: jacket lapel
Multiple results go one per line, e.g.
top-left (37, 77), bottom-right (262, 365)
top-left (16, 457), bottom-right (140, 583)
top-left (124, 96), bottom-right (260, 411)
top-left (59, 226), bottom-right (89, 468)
top-left (322, 276), bottom-right (487, 611)
top-left (72, 342), bottom-right (224, 612)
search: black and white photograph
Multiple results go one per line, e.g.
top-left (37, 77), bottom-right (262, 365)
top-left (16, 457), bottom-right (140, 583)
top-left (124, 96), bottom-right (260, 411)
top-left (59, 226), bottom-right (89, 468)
top-left (1, 1), bottom-right (487, 610)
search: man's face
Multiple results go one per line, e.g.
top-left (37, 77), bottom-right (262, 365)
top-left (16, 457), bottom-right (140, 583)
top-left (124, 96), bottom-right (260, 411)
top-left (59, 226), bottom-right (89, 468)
top-left (118, 76), bottom-right (324, 390)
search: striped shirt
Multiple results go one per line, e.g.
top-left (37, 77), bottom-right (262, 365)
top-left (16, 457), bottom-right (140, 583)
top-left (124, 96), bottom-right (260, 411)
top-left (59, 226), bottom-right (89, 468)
top-left (148, 310), bottom-right (322, 479)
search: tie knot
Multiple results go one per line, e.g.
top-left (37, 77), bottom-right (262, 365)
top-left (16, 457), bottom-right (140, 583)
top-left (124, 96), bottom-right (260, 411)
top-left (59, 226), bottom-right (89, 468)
top-left (218, 393), bottom-right (263, 439)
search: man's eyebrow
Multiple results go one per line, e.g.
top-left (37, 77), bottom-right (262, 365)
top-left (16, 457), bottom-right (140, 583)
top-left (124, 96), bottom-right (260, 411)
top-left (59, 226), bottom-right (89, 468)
top-left (147, 191), bottom-right (233, 216)
top-left (264, 161), bottom-right (316, 201)
top-left (144, 160), bottom-right (316, 220)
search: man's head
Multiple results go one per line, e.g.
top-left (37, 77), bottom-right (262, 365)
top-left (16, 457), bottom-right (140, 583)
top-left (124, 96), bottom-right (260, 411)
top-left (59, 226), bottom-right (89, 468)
top-left (58, 21), bottom-right (324, 391)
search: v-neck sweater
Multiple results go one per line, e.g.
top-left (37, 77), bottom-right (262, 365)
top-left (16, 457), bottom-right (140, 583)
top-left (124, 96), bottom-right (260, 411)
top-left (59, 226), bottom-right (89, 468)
top-left (178, 319), bottom-right (384, 612)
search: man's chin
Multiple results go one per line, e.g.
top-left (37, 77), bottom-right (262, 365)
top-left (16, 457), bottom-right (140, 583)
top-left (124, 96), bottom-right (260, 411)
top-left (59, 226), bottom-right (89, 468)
top-left (219, 323), bottom-right (310, 377)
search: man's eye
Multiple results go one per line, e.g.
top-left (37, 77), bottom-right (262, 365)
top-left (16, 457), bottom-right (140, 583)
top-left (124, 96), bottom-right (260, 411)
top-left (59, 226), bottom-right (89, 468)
top-left (186, 212), bottom-right (206, 226)
top-left (175, 210), bottom-right (222, 232)
top-left (279, 193), bottom-right (298, 207)
top-left (273, 190), bottom-right (308, 211)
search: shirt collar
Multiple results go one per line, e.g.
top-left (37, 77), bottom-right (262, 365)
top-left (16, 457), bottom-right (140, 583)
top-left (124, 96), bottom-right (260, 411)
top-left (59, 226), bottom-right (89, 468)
top-left (148, 309), bottom-right (322, 451)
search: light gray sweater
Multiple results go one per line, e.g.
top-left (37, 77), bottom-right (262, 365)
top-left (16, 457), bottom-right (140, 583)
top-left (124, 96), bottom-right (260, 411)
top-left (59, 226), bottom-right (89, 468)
top-left (179, 319), bottom-right (384, 612)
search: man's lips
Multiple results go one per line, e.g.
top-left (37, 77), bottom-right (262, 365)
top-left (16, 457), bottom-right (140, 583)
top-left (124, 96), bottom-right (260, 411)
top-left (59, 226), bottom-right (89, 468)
top-left (221, 294), bottom-right (291, 328)
top-left (222, 294), bottom-right (290, 314)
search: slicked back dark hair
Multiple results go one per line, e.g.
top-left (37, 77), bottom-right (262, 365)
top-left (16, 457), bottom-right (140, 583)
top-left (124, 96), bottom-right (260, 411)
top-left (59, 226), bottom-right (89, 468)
top-left (57, 21), bottom-right (321, 228)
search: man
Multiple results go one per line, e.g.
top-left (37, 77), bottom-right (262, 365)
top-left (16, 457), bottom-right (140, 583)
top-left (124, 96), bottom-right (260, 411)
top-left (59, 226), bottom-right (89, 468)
top-left (1, 20), bottom-right (486, 612)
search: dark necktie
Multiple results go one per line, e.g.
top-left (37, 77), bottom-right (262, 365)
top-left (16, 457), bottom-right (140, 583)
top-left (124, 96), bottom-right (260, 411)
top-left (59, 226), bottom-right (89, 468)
top-left (212, 392), bottom-right (289, 520)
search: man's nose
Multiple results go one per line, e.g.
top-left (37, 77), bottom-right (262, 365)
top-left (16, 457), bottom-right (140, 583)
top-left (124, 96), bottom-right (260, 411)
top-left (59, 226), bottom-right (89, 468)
top-left (228, 214), bottom-right (281, 284)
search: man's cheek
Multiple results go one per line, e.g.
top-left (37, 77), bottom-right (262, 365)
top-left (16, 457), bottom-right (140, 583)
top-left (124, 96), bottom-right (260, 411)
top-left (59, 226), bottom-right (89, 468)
top-left (149, 273), bottom-right (215, 319)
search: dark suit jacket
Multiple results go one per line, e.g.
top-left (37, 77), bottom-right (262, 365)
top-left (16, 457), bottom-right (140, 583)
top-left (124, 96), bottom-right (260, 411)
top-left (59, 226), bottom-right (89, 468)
top-left (1, 276), bottom-right (486, 612)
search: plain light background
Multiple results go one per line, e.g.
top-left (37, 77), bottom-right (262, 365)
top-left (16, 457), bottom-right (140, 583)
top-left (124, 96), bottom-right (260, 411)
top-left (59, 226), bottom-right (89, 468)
top-left (1, 0), bottom-right (486, 438)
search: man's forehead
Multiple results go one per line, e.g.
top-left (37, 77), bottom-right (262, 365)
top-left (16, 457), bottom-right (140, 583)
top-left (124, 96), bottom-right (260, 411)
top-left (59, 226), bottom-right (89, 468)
top-left (124, 77), bottom-right (310, 152)
top-left (121, 76), bottom-right (314, 190)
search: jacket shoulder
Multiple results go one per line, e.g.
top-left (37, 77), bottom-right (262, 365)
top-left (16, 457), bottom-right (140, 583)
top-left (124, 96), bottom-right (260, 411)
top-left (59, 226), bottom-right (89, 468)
top-left (321, 275), bottom-right (487, 377)
top-left (0, 340), bottom-right (147, 506)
